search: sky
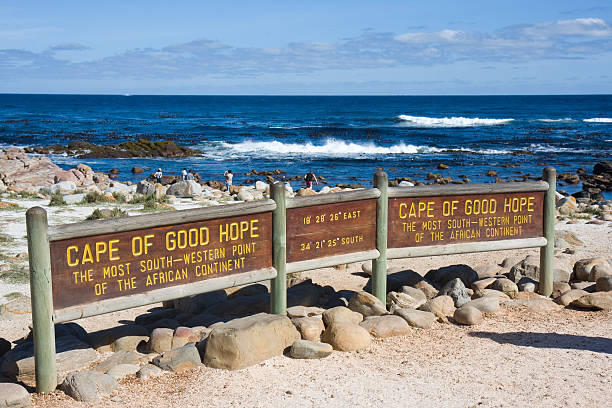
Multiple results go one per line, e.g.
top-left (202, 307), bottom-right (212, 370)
top-left (1, 1), bottom-right (612, 95)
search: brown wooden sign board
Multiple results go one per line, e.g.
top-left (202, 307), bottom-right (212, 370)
top-left (49, 212), bottom-right (272, 310)
top-left (388, 192), bottom-right (544, 248)
top-left (286, 199), bottom-right (377, 263)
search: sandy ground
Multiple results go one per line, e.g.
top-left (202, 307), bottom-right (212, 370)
top-left (1, 196), bottom-right (611, 407)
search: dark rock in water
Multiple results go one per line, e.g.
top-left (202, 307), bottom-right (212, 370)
top-left (593, 161), bottom-right (612, 175)
top-left (437, 163), bottom-right (449, 169)
top-left (46, 139), bottom-right (202, 159)
top-left (131, 167), bottom-right (144, 173)
top-left (109, 168), bottom-right (120, 174)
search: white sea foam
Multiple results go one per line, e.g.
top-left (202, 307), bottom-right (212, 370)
top-left (397, 115), bottom-right (514, 127)
top-left (583, 118), bottom-right (612, 123)
top-left (215, 139), bottom-right (511, 158)
top-left (537, 118), bottom-right (574, 122)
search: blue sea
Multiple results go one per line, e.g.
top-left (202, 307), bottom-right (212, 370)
top-left (0, 94), bottom-right (611, 193)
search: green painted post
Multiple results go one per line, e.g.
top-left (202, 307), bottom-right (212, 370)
top-left (26, 207), bottom-right (57, 393)
top-left (372, 171), bottom-right (388, 302)
top-left (539, 167), bottom-right (556, 297)
top-left (270, 182), bottom-right (287, 315)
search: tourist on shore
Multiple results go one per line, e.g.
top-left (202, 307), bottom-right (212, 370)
top-left (182, 168), bottom-right (188, 180)
top-left (304, 171), bottom-right (318, 189)
top-left (154, 168), bottom-right (163, 184)
top-left (186, 170), bottom-right (195, 181)
top-left (224, 169), bottom-right (233, 189)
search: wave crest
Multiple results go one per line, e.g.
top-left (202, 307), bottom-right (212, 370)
top-left (397, 115), bottom-right (514, 127)
top-left (584, 118), bottom-right (612, 123)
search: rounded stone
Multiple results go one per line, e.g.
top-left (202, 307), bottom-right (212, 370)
top-left (453, 306), bottom-right (483, 325)
top-left (321, 322), bottom-right (372, 351)
top-left (0, 383), bottom-right (30, 408)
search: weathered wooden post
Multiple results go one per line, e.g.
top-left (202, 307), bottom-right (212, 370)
top-left (26, 207), bottom-right (57, 393)
top-left (270, 182), bottom-right (287, 315)
top-left (372, 171), bottom-right (388, 302)
top-left (539, 167), bottom-right (556, 297)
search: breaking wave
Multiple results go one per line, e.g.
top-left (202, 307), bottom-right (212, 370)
top-left (537, 118), bottom-right (574, 122)
top-left (583, 118), bottom-right (612, 123)
top-left (397, 115), bottom-right (514, 127)
top-left (214, 139), bottom-right (511, 158)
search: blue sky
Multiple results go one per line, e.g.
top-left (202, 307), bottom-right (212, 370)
top-left (1, 1), bottom-right (612, 94)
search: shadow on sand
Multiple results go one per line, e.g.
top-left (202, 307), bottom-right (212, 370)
top-left (469, 331), bottom-right (612, 354)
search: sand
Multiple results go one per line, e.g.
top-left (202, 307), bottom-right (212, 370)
top-left (1, 195), bottom-right (611, 407)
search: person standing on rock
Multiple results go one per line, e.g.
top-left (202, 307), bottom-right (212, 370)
top-left (154, 168), bottom-right (163, 184)
top-left (224, 170), bottom-right (233, 189)
top-left (304, 171), bottom-right (318, 189)
top-left (182, 168), bottom-right (188, 180)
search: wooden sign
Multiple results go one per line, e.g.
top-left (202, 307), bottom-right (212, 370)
top-left (49, 212), bottom-right (272, 310)
top-left (388, 192), bottom-right (544, 248)
top-left (286, 199), bottom-right (376, 263)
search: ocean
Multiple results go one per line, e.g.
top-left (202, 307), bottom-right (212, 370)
top-left (0, 94), bottom-right (611, 193)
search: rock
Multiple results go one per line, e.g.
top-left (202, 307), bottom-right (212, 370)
top-left (508, 298), bottom-right (563, 312)
top-left (172, 327), bottom-right (199, 349)
top-left (289, 340), bottom-right (333, 359)
top-left (136, 364), bottom-right (164, 379)
top-left (518, 280), bottom-right (537, 293)
top-left (147, 328), bottom-right (173, 353)
top-left (471, 277), bottom-right (497, 291)
top-left (589, 263), bottom-right (612, 282)
top-left (439, 278), bottom-right (471, 307)
top-left (152, 343), bottom-right (201, 372)
top-left (0, 148), bottom-right (61, 189)
top-left (453, 306), bottom-right (483, 325)
top-left (106, 363), bottom-right (140, 380)
top-left (490, 278), bottom-right (519, 298)
top-left (514, 292), bottom-right (542, 300)
top-left (136, 180), bottom-right (156, 196)
top-left (552, 282), bottom-right (571, 298)
top-left (501, 256), bottom-right (523, 268)
top-left (393, 308), bottom-right (436, 329)
top-left (359, 315), bottom-right (411, 338)
top-left (166, 180), bottom-right (202, 198)
top-left (0, 337), bottom-right (10, 358)
top-left (174, 290), bottom-right (227, 314)
top-left (556, 289), bottom-right (589, 306)
top-left (0, 383), bottom-right (30, 408)
top-left (0, 296), bottom-right (31, 320)
top-left (596, 276), bottom-right (612, 292)
top-left (0, 335), bottom-right (98, 387)
top-left (460, 296), bottom-right (500, 313)
top-left (131, 167), bottom-right (145, 173)
top-left (570, 292), bottom-right (612, 311)
top-left (413, 280), bottom-right (438, 299)
top-left (60, 370), bottom-right (118, 402)
top-left (386, 291), bottom-right (425, 310)
top-left (292, 315), bottom-right (325, 341)
top-left (474, 264), bottom-right (502, 278)
top-left (418, 295), bottom-right (455, 320)
top-left (88, 324), bottom-right (149, 353)
top-left (424, 264), bottom-right (478, 288)
top-left (320, 322), bottom-right (371, 351)
top-left (471, 289), bottom-right (509, 300)
top-left (203, 313), bottom-right (299, 370)
top-left (254, 181), bottom-right (269, 191)
top-left (573, 257), bottom-right (607, 281)
top-left (286, 305), bottom-right (324, 319)
top-left (92, 350), bottom-right (148, 373)
top-left (347, 291), bottom-right (387, 317)
top-left (361, 262), bottom-right (372, 275)
top-left (557, 197), bottom-right (578, 215)
top-left (322, 306), bottom-right (363, 326)
top-left (555, 230), bottom-right (583, 247)
top-left (227, 283), bottom-right (269, 299)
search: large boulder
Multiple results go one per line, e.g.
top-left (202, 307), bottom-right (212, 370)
top-left (347, 292), bottom-right (387, 317)
top-left (291, 315), bottom-right (325, 342)
top-left (589, 263), bottom-right (612, 282)
top-left (596, 276), bottom-right (612, 292)
top-left (203, 313), bottom-right (299, 370)
top-left (0, 148), bottom-right (61, 189)
top-left (570, 292), bottom-right (612, 311)
top-left (320, 323), bottom-right (371, 351)
top-left (439, 278), bottom-right (471, 307)
top-left (0, 383), bottom-right (30, 408)
top-left (60, 370), bottom-right (118, 402)
top-left (322, 306), bottom-right (363, 326)
top-left (555, 289), bottom-right (589, 306)
top-left (359, 315), bottom-right (411, 338)
top-left (393, 308), bottom-right (436, 329)
top-left (573, 258), bottom-right (607, 282)
top-left (418, 295), bottom-right (455, 320)
top-left (460, 296), bottom-right (500, 314)
top-left (453, 306), bottom-right (483, 325)
top-left (0, 335), bottom-right (98, 388)
top-left (136, 179), bottom-right (156, 196)
top-left (166, 180), bottom-right (202, 198)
